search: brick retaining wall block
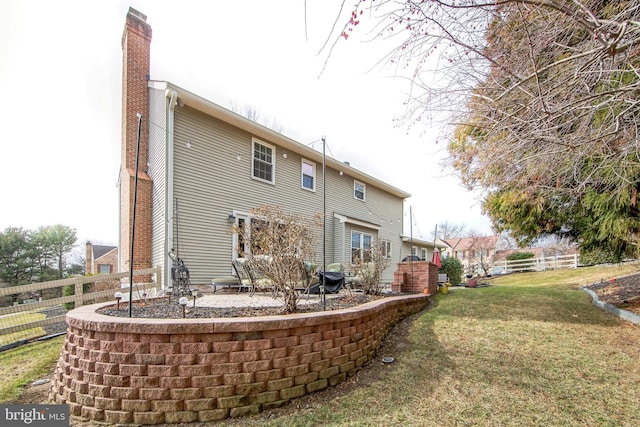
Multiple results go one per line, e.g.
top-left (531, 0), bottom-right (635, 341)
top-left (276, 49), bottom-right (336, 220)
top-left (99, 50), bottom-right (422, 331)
top-left (50, 294), bottom-right (429, 424)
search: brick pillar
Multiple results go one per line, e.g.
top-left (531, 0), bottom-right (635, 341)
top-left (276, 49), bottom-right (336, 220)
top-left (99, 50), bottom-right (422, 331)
top-left (119, 8), bottom-right (153, 276)
top-left (391, 261), bottom-right (439, 295)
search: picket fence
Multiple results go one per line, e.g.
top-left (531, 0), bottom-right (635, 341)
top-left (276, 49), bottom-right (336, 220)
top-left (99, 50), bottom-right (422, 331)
top-left (492, 254), bottom-right (578, 274)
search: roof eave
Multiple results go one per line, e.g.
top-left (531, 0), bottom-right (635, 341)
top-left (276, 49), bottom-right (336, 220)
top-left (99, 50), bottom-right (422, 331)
top-left (153, 81), bottom-right (411, 200)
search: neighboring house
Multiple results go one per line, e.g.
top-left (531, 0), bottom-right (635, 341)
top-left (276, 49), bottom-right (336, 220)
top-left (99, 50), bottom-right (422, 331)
top-left (118, 8), bottom-right (411, 288)
top-left (85, 242), bottom-right (118, 275)
top-left (441, 235), bottom-right (500, 276)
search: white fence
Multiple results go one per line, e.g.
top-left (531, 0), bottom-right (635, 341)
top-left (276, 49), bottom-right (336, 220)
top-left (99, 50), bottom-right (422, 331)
top-left (493, 254), bottom-right (578, 274)
top-left (0, 267), bottom-right (161, 343)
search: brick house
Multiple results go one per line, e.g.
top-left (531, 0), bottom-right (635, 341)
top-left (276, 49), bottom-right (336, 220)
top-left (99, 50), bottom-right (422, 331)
top-left (441, 235), bottom-right (500, 277)
top-left (85, 241), bottom-right (119, 291)
top-left (85, 242), bottom-right (118, 275)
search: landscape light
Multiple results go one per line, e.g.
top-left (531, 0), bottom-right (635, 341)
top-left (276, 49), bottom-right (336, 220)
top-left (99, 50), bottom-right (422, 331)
top-left (114, 292), bottom-right (123, 310)
top-left (179, 296), bottom-right (188, 318)
top-left (191, 289), bottom-right (199, 307)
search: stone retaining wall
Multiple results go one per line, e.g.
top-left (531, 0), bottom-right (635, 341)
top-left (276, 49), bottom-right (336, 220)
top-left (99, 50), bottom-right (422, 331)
top-left (50, 294), bottom-right (429, 424)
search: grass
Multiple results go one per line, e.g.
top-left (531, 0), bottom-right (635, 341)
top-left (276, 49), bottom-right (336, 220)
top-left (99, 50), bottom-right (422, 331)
top-left (0, 312), bottom-right (47, 346)
top-left (230, 263), bottom-right (640, 426)
top-left (0, 335), bottom-right (64, 402)
top-left (2, 263), bottom-right (639, 426)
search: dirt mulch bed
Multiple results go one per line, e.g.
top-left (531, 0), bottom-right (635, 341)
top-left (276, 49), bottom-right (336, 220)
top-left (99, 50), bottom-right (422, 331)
top-left (96, 293), bottom-right (390, 318)
top-left (583, 273), bottom-right (640, 315)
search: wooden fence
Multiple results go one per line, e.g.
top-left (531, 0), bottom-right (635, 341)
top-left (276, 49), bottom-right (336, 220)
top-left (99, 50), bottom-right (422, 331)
top-left (492, 254), bottom-right (578, 274)
top-left (0, 267), bottom-right (161, 340)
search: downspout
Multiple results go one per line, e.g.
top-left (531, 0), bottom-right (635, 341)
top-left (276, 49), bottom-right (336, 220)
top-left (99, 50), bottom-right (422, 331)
top-left (165, 89), bottom-right (178, 289)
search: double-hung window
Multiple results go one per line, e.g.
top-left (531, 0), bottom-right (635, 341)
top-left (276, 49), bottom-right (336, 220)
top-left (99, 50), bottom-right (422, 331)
top-left (351, 231), bottom-right (373, 263)
top-left (301, 159), bottom-right (316, 191)
top-left (354, 180), bottom-right (365, 201)
top-left (252, 138), bottom-right (275, 184)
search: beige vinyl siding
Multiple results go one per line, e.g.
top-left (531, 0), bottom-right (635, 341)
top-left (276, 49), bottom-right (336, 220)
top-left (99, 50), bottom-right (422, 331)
top-left (148, 88), bottom-right (168, 274)
top-left (172, 107), bottom-right (325, 284)
top-left (170, 105), bottom-right (405, 285)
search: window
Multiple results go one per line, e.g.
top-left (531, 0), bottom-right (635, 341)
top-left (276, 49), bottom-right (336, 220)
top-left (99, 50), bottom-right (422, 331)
top-left (99, 264), bottom-right (111, 274)
top-left (301, 159), bottom-right (316, 191)
top-left (421, 248), bottom-right (427, 260)
top-left (380, 239), bottom-right (392, 259)
top-left (354, 180), bottom-right (365, 201)
top-left (351, 231), bottom-right (373, 263)
top-left (252, 138), bottom-right (275, 184)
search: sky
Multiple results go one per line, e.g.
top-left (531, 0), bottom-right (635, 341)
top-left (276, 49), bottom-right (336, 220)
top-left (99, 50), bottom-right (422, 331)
top-left (0, 0), bottom-right (492, 247)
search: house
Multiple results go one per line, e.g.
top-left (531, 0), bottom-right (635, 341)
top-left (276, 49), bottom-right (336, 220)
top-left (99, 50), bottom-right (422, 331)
top-left (85, 242), bottom-right (118, 275)
top-left (118, 8), bottom-right (411, 289)
top-left (85, 241), bottom-right (119, 291)
top-left (441, 235), bottom-right (500, 277)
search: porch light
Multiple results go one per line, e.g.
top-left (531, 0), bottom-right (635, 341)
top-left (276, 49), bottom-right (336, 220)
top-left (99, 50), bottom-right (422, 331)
top-left (227, 213), bottom-right (236, 223)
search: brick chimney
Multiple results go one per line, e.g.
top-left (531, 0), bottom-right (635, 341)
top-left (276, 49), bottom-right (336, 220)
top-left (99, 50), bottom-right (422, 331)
top-left (85, 241), bottom-right (93, 275)
top-left (119, 7), bottom-right (153, 276)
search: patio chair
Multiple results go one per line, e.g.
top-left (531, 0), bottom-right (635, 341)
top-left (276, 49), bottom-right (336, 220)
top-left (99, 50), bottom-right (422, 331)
top-left (345, 262), bottom-right (376, 291)
top-left (326, 262), bottom-right (344, 273)
top-left (238, 257), bottom-right (277, 297)
top-left (294, 261), bottom-right (320, 299)
top-left (231, 258), bottom-right (255, 295)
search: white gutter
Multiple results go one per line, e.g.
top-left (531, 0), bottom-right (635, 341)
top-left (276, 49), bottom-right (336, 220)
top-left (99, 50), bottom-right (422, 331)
top-left (158, 80), bottom-right (411, 200)
top-left (164, 89), bottom-right (178, 289)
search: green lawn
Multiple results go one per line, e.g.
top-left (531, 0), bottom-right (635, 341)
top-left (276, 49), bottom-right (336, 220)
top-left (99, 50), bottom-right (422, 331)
top-left (233, 263), bottom-right (640, 426)
top-left (0, 335), bottom-right (64, 402)
top-left (2, 264), bottom-right (639, 426)
top-left (0, 312), bottom-right (47, 346)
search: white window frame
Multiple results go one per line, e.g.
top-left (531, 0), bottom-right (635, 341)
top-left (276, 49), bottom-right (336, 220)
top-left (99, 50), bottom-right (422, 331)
top-left (301, 158), bottom-right (316, 192)
top-left (421, 248), bottom-right (428, 260)
top-left (354, 180), bottom-right (366, 201)
top-left (251, 138), bottom-right (275, 184)
top-left (380, 239), bottom-right (392, 259)
top-left (351, 230), bottom-right (374, 263)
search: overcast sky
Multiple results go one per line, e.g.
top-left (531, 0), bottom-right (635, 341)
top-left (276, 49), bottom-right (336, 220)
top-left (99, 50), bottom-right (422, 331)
top-left (0, 0), bottom-right (492, 246)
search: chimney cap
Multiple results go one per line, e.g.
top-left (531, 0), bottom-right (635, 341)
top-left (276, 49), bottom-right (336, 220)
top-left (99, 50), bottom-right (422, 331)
top-left (127, 7), bottom-right (147, 22)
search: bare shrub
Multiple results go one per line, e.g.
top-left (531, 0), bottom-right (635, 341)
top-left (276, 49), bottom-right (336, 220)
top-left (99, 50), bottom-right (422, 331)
top-left (237, 205), bottom-right (321, 313)
top-left (350, 244), bottom-right (389, 295)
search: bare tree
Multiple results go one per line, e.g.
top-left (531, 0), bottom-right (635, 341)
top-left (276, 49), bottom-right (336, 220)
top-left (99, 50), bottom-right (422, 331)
top-left (327, 0), bottom-right (640, 256)
top-left (433, 221), bottom-right (467, 241)
top-left (230, 100), bottom-right (284, 133)
top-left (465, 233), bottom-right (499, 277)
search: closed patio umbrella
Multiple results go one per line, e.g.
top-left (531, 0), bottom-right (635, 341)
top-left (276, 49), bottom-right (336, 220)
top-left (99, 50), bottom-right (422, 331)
top-left (432, 248), bottom-right (442, 268)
